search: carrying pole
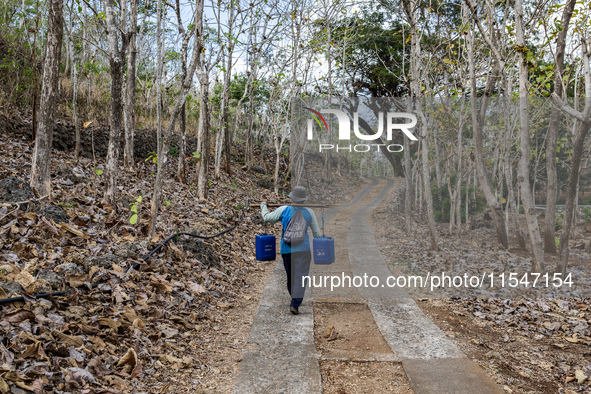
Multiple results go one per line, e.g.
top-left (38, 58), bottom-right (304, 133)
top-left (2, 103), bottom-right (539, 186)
top-left (251, 203), bottom-right (334, 208)
top-left (321, 204), bottom-right (325, 237)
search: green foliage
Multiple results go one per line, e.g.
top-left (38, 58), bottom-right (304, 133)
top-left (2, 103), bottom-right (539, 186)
top-left (169, 146), bottom-right (179, 157)
top-left (582, 207), bottom-right (591, 223)
top-left (431, 181), bottom-right (486, 223)
top-left (225, 73), bottom-right (270, 105)
top-left (145, 151), bottom-right (158, 163)
top-left (0, 28), bottom-right (39, 107)
top-left (165, 49), bottom-right (181, 62)
top-left (331, 9), bottom-right (407, 96)
top-left (129, 195), bottom-right (143, 225)
top-left (81, 61), bottom-right (101, 77)
top-left (57, 200), bottom-right (78, 209)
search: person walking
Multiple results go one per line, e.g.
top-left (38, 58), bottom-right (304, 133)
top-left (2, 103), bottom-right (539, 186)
top-left (260, 186), bottom-right (321, 315)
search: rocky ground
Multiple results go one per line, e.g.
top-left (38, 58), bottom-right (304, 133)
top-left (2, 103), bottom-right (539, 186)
top-left (0, 117), bottom-right (362, 393)
top-left (372, 182), bottom-right (591, 394)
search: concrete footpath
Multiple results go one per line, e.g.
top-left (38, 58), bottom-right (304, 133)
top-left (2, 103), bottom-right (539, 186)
top-left (348, 179), bottom-right (503, 394)
top-left (234, 178), bottom-right (503, 393)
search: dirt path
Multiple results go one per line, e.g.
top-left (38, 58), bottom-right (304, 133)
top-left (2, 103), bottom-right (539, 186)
top-left (312, 178), bottom-right (414, 393)
top-left (234, 178), bottom-right (503, 393)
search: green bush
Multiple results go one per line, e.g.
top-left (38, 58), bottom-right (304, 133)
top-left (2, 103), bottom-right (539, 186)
top-left (431, 181), bottom-right (486, 223)
top-left (583, 207), bottom-right (591, 223)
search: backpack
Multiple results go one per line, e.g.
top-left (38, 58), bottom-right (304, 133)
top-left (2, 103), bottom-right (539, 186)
top-left (282, 207), bottom-right (308, 246)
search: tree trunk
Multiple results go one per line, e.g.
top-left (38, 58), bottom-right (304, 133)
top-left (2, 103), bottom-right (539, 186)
top-left (556, 38), bottom-right (591, 274)
top-left (221, 2), bottom-right (236, 176)
top-left (289, 5), bottom-right (301, 183)
top-left (148, 0), bottom-right (204, 237)
top-left (325, 15), bottom-right (333, 182)
top-left (174, 0), bottom-right (190, 183)
top-left (216, 0), bottom-right (235, 178)
top-left (68, 0), bottom-right (80, 159)
top-left (515, 0), bottom-right (545, 272)
top-left (544, 0), bottom-right (576, 253)
top-left (214, 116), bottom-right (223, 179)
top-left (30, 0), bottom-right (63, 197)
top-left (503, 73), bottom-right (527, 249)
top-left (73, 62), bottom-right (80, 159)
top-left (448, 171), bottom-right (455, 233)
top-left (465, 169), bottom-right (470, 231)
top-left (31, 4), bottom-right (39, 142)
top-left (155, 0), bottom-right (164, 162)
top-left (557, 121), bottom-right (591, 273)
top-left (124, 0), bottom-right (138, 171)
top-left (404, 0), bottom-right (437, 249)
top-left (103, 0), bottom-right (127, 208)
top-left (246, 67), bottom-right (255, 166)
top-left (149, 0), bottom-right (165, 237)
top-left (196, 71), bottom-right (210, 200)
top-left (404, 106), bottom-right (412, 233)
top-left (274, 130), bottom-right (286, 194)
top-left (419, 107), bottom-right (438, 250)
top-left (177, 102), bottom-right (187, 182)
top-left (455, 100), bottom-right (464, 236)
top-left (223, 80), bottom-right (233, 176)
top-left (466, 29), bottom-right (509, 248)
top-left (434, 131), bottom-right (441, 188)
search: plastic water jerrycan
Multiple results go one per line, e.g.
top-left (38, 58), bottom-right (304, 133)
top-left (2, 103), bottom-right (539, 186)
top-left (256, 234), bottom-right (276, 261)
top-left (313, 236), bottom-right (335, 265)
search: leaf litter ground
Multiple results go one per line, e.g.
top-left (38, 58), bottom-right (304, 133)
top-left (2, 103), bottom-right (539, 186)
top-left (0, 128), bottom-right (364, 393)
top-left (372, 183), bottom-right (591, 394)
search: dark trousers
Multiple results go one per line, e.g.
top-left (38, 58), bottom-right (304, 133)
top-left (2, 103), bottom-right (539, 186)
top-left (281, 251), bottom-right (311, 308)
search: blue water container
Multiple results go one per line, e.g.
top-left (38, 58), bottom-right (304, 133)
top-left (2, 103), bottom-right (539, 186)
top-left (313, 236), bottom-right (335, 265)
top-left (256, 234), bottom-right (276, 261)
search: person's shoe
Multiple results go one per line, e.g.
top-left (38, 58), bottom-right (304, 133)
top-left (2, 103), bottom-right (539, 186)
top-left (290, 306), bottom-right (299, 315)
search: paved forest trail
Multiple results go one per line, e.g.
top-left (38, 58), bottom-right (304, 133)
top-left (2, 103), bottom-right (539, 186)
top-left (233, 178), bottom-right (503, 393)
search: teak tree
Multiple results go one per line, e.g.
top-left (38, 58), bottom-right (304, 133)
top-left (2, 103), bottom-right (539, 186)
top-left (30, 0), bottom-right (63, 198)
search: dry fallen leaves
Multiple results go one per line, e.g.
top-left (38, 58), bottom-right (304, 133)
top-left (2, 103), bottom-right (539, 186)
top-left (0, 129), bottom-right (362, 392)
top-left (117, 347), bottom-right (137, 367)
top-left (576, 369), bottom-right (588, 384)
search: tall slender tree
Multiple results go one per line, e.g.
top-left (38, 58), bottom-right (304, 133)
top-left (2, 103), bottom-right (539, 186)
top-left (30, 0), bottom-right (64, 197)
top-left (103, 0), bottom-right (128, 208)
top-left (149, 0), bottom-right (205, 238)
top-left (515, 0), bottom-right (545, 272)
top-left (553, 37), bottom-right (591, 274)
top-left (464, 0), bottom-right (509, 250)
top-left (544, 0), bottom-right (576, 253)
top-left (403, 0), bottom-right (438, 250)
top-left (174, 0), bottom-right (192, 183)
top-left (123, 0), bottom-right (139, 171)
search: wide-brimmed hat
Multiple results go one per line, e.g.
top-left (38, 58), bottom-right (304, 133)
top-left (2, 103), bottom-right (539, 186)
top-left (288, 186), bottom-right (309, 203)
